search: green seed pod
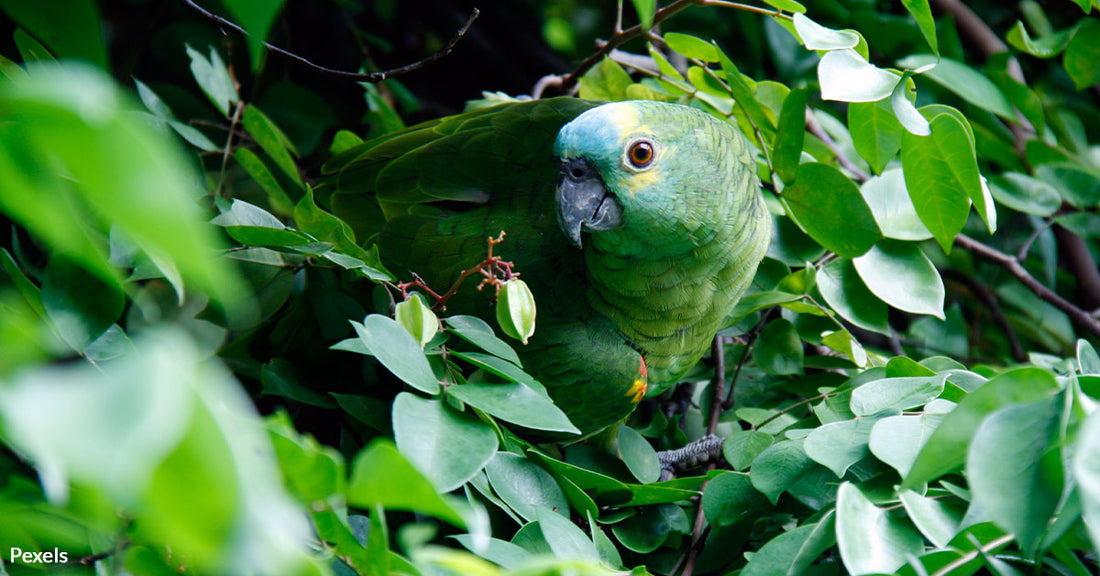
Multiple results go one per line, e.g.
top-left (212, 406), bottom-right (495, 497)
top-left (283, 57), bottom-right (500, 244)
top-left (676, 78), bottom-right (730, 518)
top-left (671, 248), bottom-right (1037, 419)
top-left (395, 293), bottom-right (438, 349)
top-left (496, 279), bottom-right (536, 345)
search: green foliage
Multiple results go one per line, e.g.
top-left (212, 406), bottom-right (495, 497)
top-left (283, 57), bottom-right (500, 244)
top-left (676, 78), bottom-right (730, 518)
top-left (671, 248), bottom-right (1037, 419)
top-left (1, 1), bottom-right (1100, 576)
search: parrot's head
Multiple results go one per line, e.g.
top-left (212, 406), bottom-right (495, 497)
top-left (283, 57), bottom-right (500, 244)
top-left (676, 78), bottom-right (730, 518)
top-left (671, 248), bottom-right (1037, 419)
top-left (553, 100), bottom-right (755, 252)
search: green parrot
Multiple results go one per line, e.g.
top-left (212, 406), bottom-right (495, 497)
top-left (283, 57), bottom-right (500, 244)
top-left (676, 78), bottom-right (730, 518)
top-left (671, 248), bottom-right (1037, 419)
top-left (325, 97), bottom-right (770, 435)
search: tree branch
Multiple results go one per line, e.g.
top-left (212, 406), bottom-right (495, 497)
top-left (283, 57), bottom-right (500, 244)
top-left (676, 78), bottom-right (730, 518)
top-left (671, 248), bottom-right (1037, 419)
top-left (182, 0), bottom-right (479, 82)
top-left (941, 269), bottom-right (1027, 362)
top-left (1055, 225), bottom-right (1100, 312)
top-left (955, 233), bottom-right (1100, 339)
top-left (805, 108), bottom-right (870, 183)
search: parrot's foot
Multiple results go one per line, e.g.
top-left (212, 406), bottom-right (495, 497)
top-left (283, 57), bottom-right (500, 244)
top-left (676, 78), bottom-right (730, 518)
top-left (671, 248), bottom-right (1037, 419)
top-left (656, 434), bottom-right (724, 481)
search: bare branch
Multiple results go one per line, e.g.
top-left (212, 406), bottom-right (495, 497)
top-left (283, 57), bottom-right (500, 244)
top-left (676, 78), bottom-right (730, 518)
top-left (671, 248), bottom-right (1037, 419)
top-left (182, 0), bottom-right (479, 83)
top-left (955, 233), bottom-right (1100, 339)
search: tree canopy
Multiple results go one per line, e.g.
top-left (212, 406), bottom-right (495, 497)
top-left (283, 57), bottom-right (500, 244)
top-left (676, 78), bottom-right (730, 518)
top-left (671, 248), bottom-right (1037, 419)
top-left (1, 1), bottom-right (1100, 575)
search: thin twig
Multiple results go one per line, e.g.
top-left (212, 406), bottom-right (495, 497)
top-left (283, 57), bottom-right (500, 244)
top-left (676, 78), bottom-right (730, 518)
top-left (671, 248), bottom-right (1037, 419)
top-left (805, 108), bottom-right (871, 183)
top-left (931, 533), bottom-right (1016, 576)
top-left (182, 0), bottom-right (479, 83)
top-left (955, 233), bottom-right (1100, 339)
top-left (215, 100), bottom-right (244, 197)
top-left (941, 269), bottom-right (1026, 362)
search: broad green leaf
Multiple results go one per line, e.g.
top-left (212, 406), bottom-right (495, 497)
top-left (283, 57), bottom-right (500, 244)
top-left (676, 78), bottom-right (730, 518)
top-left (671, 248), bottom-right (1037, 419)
top-left (395, 294), bottom-right (438, 349)
top-left (535, 507), bottom-right (600, 561)
top-left (347, 440), bottom-right (466, 527)
top-left (750, 440), bottom-right (817, 504)
top-left (868, 405), bottom-right (950, 477)
top-left (899, 55), bottom-right (1015, 120)
top-left (220, 0), bottom-right (288, 71)
top-left (901, 0), bottom-right (938, 54)
top-left (773, 88), bottom-right (808, 184)
top-left (664, 32), bottom-right (718, 62)
top-left (989, 172), bottom-right (1062, 216)
top-left (134, 78), bottom-right (218, 151)
top-left (631, 0), bottom-right (656, 29)
top-left (760, 0), bottom-right (806, 13)
top-left (242, 104), bottom-right (303, 188)
top-left (1033, 162), bottom-right (1100, 208)
top-left (1074, 409), bottom-right (1100, 551)
top-left (527, 452), bottom-right (633, 505)
top-left (781, 163), bottom-right (881, 257)
top-left (351, 315), bottom-right (439, 394)
top-left (1064, 19), bottom-right (1100, 90)
top-left (817, 258), bottom-right (889, 336)
top-left (618, 425), bottom-right (659, 484)
top-left (446, 315), bottom-right (523, 366)
top-left (1078, 339), bottom-right (1100, 375)
top-left (611, 503), bottom-right (690, 552)
top-left (41, 255), bottom-right (124, 354)
top-left (804, 417), bottom-right (880, 477)
top-left (850, 375), bottom-right (947, 416)
top-left (448, 351), bottom-right (546, 396)
top-left (891, 74), bottom-right (930, 135)
top-left (717, 48), bottom-right (777, 139)
top-left (0, 0), bottom-right (108, 68)
top-left (820, 329), bottom-right (867, 367)
top-left (741, 512), bottom-right (835, 576)
top-left (836, 483), bottom-right (923, 575)
top-left (702, 472), bottom-right (765, 527)
top-left (447, 380), bottom-right (579, 435)
top-left (451, 535), bottom-right (532, 570)
top-left (902, 367), bottom-right (1060, 489)
top-left (723, 430), bottom-right (774, 471)
top-left (485, 452), bottom-right (568, 522)
top-left (393, 394), bottom-right (497, 492)
top-left (848, 99), bottom-right (903, 174)
top-left (578, 57), bottom-right (633, 101)
top-left (967, 395), bottom-right (1063, 554)
top-left (234, 148), bottom-right (295, 214)
top-left (753, 318), bottom-right (804, 375)
top-left (853, 240), bottom-right (944, 319)
top-left (1007, 21), bottom-right (1071, 58)
top-left (267, 412), bottom-right (346, 504)
top-left (898, 490), bottom-right (964, 548)
top-left (13, 27), bottom-right (53, 62)
top-left (224, 226), bottom-right (316, 248)
top-left (818, 49), bottom-right (900, 102)
top-left (860, 169), bottom-right (932, 241)
top-left (901, 113), bottom-right (980, 252)
top-left (792, 13), bottom-right (859, 50)
top-left (186, 45), bottom-right (238, 117)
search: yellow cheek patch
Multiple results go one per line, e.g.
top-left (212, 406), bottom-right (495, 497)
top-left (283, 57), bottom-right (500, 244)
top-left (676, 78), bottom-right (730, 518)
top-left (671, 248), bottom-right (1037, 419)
top-left (603, 103), bottom-right (641, 133)
top-left (627, 377), bottom-right (647, 403)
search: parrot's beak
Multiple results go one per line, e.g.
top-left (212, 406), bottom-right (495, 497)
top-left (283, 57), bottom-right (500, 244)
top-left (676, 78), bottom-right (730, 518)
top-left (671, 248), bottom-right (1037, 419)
top-left (556, 157), bottom-right (623, 248)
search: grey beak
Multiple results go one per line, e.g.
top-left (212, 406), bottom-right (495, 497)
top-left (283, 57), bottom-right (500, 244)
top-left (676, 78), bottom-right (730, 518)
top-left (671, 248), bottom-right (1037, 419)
top-left (556, 158), bottom-right (624, 248)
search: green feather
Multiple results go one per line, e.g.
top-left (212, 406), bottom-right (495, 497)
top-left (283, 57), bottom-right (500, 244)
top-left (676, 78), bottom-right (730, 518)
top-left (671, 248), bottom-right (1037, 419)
top-left (325, 97), bottom-right (770, 435)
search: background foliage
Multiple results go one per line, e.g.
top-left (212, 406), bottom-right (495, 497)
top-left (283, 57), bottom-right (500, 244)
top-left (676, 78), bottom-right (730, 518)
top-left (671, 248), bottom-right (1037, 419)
top-left (1, 0), bottom-right (1100, 575)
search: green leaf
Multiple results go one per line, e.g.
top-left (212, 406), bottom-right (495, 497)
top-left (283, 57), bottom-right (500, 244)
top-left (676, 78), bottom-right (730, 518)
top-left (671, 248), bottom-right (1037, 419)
top-left (242, 104), bottom-right (303, 188)
top-left (754, 318), bottom-right (804, 375)
top-left (1078, 339), bottom-right (1100, 375)
top-left (702, 472), bottom-right (765, 527)
top-left (260, 359), bottom-right (338, 408)
top-left (664, 32), bottom-right (718, 62)
top-left (220, 0), bottom-right (288, 71)
top-left (611, 503), bottom-right (690, 552)
top-left (723, 430), bottom-right (774, 471)
top-left (898, 490), bottom-right (965, 548)
top-left (13, 27), bottom-right (53, 62)
top-left (891, 74), bottom-right (930, 135)
top-left (630, 0), bottom-right (656, 29)
top-left (0, 0), bottom-right (108, 68)
top-left (900, 0), bottom-right (938, 54)
top-left (989, 172), bottom-right (1062, 216)
top-left (850, 375), bottom-right (947, 416)
top-left (859, 169), bottom-right (932, 241)
top-left (759, 0), bottom-right (806, 13)
top-left (868, 405), bottom-right (950, 477)
top-left (1074, 408), bottom-right (1100, 552)
top-left (792, 13), bottom-right (859, 50)
top-left (901, 113), bottom-right (981, 253)
top-left (224, 226), bottom-right (316, 249)
top-left (773, 88), bottom-right (808, 184)
top-left (741, 512), bottom-right (836, 576)
top-left (234, 148), bottom-right (295, 214)
top-left (853, 240), bottom-right (944, 319)
top-left (578, 57), bottom-right (633, 101)
top-left (392, 393), bottom-right (497, 492)
top-left (41, 255), bottom-right (124, 353)
top-left (618, 425), bottom-right (659, 484)
top-left (485, 452), bottom-right (568, 522)
top-left (1006, 21), bottom-right (1071, 59)
top-left (902, 367), bottom-right (1060, 489)
top-left (967, 395), bottom-right (1064, 554)
top-left (445, 315), bottom-right (523, 366)
top-left (267, 412), bottom-right (346, 504)
top-left (818, 49), bottom-right (900, 102)
top-left (1033, 162), bottom-right (1100, 208)
top-left (448, 351), bottom-right (546, 395)
top-left (351, 314), bottom-right (440, 394)
top-left (848, 99), bottom-right (904, 174)
top-left (447, 380), bottom-right (579, 435)
top-left (535, 507), bottom-right (600, 561)
top-left (836, 483), bottom-right (923, 575)
top-left (185, 45), bottom-right (238, 117)
top-left (817, 258), bottom-right (889, 336)
top-left (804, 416), bottom-right (881, 477)
top-left (1064, 19), bottom-right (1100, 90)
top-left (750, 440), bottom-right (817, 504)
top-left (781, 163), bottom-right (881, 257)
top-left (347, 440), bottom-right (466, 528)
top-left (899, 55), bottom-right (1016, 120)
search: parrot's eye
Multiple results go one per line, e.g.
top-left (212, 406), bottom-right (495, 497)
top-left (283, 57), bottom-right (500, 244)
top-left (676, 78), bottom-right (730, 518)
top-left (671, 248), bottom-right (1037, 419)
top-left (625, 139), bottom-right (655, 170)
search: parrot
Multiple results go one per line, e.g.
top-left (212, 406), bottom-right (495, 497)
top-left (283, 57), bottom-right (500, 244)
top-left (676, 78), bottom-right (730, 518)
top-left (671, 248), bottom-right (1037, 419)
top-left (324, 97), bottom-right (771, 436)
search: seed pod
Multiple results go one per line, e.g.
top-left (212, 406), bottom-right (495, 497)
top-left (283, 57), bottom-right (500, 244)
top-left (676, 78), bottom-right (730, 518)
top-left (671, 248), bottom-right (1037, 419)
top-left (496, 279), bottom-right (536, 345)
top-left (395, 293), bottom-right (438, 349)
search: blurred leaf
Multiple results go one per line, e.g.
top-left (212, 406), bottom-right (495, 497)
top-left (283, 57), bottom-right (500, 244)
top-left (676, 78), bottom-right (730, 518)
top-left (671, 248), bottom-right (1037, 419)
top-left (393, 393), bottom-right (497, 492)
top-left (902, 367), bottom-right (1059, 489)
top-left (0, 0), bottom-right (106, 67)
top-left (1064, 19), bottom-right (1100, 90)
top-left (261, 358), bottom-right (338, 408)
top-left (186, 44), bottom-right (238, 117)
top-left (989, 172), bottom-right (1062, 216)
top-left (836, 483), bottom-right (923, 575)
top-left (347, 440), bottom-right (467, 527)
top-left (220, 0), bottom-right (287, 71)
top-left (781, 163), bottom-right (880, 257)
top-left (1033, 162), bottom-right (1100, 208)
top-left (1074, 409), bottom-right (1100, 551)
top-left (579, 57), bottom-right (633, 101)
top-left (818, 49), bottom-right (899, 102)
top-left (1006, 21), bottom-right (1071, 58)
top-left (485, 452), bottom-right (568, 522)
top-left (853, 240), bottom-right (944, 319)
top-left (41, 255), bottom-right (124, 354)
top-left (760, 0), bottom-right (805, 12)
top-left (968, 395), bottom-right (1064, 554)
top-left (900, 55), bottom-right (1015, 120)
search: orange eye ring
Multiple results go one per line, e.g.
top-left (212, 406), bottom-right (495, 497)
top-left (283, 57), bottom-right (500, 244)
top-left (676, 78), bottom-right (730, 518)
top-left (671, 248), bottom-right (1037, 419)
top-left (627, 140), bottom-right (655, 169)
